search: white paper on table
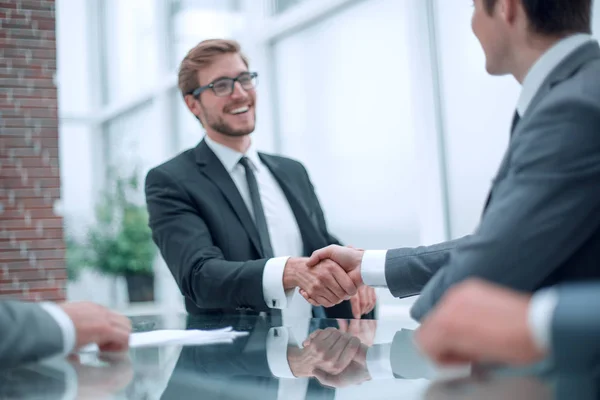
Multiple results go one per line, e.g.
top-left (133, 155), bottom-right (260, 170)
top-left (79, 327), bottom-right (248, 353)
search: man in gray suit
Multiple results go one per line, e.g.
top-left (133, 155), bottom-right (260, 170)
top-left (0, 301), bottom-right (131, 368)
top-left (415, 279), bottom-right (600, 371)
top-left (304, 0), bottom-right (600, 320)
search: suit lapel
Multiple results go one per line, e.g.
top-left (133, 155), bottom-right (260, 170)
top-left (194, 140), bottom-right (264, 257)
top-left (482, 41), bottom-right (600, 216)
top-left (259, 154), bottom-right (327, 254)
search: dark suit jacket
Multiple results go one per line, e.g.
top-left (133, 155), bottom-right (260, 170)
top-left (381, 41), bottom-right (600, 320)
top-left (145, 139), bottom-right (365, 320)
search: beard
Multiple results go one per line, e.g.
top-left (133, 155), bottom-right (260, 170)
top-left (202, 104), bottom-right (256, 137)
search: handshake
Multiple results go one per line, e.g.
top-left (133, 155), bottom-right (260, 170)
top-left (282, 245), bottom-right (376, 319)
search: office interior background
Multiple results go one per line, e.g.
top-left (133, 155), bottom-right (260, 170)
top-left (2, 0), bottom-right (600, 318)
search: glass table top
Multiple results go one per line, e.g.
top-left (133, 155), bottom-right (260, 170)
top-left (1, 314), bottom-right (598, 399)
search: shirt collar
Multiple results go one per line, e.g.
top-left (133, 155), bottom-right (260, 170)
top-left (517, 33), bottom-right (592, 116)
top-left (204, 135), bottom-right (262, 173)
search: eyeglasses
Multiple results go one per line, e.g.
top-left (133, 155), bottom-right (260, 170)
top-left (188, 72), bottom-right (258, 98)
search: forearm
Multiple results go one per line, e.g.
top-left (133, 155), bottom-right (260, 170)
top-left (0, 301), bottom-right (64, 368)
top-left (177, 257), bottom-right (270, 311)
top-left (384, 237), bottom-right (465, 298)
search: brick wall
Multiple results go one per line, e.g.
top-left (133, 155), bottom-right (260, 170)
top-left (0, 0), bottom-right (66, 301)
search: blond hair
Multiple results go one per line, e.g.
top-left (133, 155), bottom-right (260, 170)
top-left (178, 39), bottom-right (250, 98)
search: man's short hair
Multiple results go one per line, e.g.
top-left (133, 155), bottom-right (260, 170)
top-left (178, 39), bottom-right (250, 98)
top-left (483, 0), bottom-right (592, 35)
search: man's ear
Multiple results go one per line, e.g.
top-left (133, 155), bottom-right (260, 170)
top-left (184, 95), bottom-right (204, 121)
top-left (499, 0), bottom-right (519, 25)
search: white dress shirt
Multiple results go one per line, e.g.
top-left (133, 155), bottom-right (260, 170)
top-left (204, 136), bottom-right (312, 323)
top-left (360, 34), bottom-right (594, 350)
top-left (40, 302), bottom-right (76, 356)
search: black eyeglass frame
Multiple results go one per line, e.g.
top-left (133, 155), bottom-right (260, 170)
top-left (187, 72), bottom-right (258, 98)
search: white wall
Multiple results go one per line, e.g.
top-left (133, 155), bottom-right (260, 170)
top-left (273, 0), bottom-right (429, 251)
top-left (595, 0), bottom-right (600, 37)
top-left (433, 0), bottom-right (520, 239)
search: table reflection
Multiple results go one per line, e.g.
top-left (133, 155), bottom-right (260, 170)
top-left (0, 315), bottom-right (598, 400)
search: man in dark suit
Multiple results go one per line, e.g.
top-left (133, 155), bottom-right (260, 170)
top-left (145, 39), bottom-right (376, 324)
top-left (305, 0), bottom-right (600, 320)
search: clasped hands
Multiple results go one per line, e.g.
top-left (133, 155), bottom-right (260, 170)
top-left (283, 245), bottom-right (375, 318)
top-left (287, 326), bottom-right (372, 388)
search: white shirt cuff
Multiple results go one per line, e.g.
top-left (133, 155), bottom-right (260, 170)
top-left (528, 288), bottom-right (559, 352)
top-left (266, 327), bottom-right (297, 379)
top-left (263, 256), bottom-right (295, 309)
top-left (40, 302), bottom-right (76, 355)
top-left (360, 250), bottom-right (388, 287)
top-left (366, 343), bottom-right (395, 379)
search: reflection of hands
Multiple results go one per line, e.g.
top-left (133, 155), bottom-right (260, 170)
top-left (60, 302), bottom-right (132, 353)
top-left (425, 376), bottom-right (551, 400)
top-left (301, 327), bottom-right (372, 388)
top-left (337, 318), bottom-right (377, 346)
top-left (415, 279), bottom-right (545, 366)
top-left (283, 257), bottom-right (357, 307)
top-left (70, 355), bottom-right (134, 399)
top-left (313, 359), bottom-right (371, 388)
top-left (287, 328), bottom-right (361, 378)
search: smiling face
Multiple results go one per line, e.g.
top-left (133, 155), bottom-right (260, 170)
top-left (187, 53), bottom-right (257, 138)
top-left (471, 0), bottom-right (512, 75)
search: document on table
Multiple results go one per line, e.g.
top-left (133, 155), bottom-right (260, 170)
top-left (79, 327), bottom-right (248, 353)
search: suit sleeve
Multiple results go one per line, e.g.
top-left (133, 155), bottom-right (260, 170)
top-left (410, 96), bottom-right (600, 321)
top-left (145, 167), bottom-right (269, 311)
top-left (0, 301), bottom-right (64, 368)
top-left (551, 283), bottom-right (600, 371)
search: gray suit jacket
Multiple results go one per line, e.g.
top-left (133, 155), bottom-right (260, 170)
top-left (0, 301), bottom-right (64, 368)
top-left (384, 41), bottom-right (600, 321)
top-left (551, 282), bottom-right (600, 371)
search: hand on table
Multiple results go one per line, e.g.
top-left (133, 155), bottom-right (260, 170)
top-left (415, 279), bottom-right (546, 366)
top-left (60, 302), bottom-right (132, 353)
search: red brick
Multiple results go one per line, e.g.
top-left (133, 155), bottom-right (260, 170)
top-left (32, 18), bottom-right (54, 31)
top-left (2, 5), bottom-right (64, 301)
top-left (0, 167), bottom-right (58, 179)
top-left (0, 251), bottom-right (29, 262)
top-left (9, 197), bottom-right (55, 209)
top-left (1, 208), bottom-right (59, 220)
top-left (5, 88), bottom-right (57, 99)
top-left (3, 148), bottom-right (58, 158)
top-left (1, 107), bottom-right (57, 118)
top-left (0, 38), bottom-right (56, 50)
top-left (3, 216), bottom-right (62, 229)
top-left (16, 1), bottom-right (55, 13)
top-left (14, 239), bottom-right (64, 250)
top-left (0, 77), bottom-right (55, 89)
top-left (4, 155), bottom-right (58, 167)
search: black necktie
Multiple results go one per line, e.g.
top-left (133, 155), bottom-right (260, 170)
top-left (510, 110), bottom-right (521, 137)
top-left (239, 157), bottom-right (274, 258)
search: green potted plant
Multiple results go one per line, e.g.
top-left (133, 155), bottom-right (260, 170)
top-left (84, 171), bottom-right (157, 302)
